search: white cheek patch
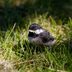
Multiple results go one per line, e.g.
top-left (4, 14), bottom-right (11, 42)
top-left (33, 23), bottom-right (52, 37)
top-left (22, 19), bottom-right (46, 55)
top-left (29, 29), bottom-right (44, 34)
top-left (29, 30), bottom-right (35, 33)
top-left (35, 29), bottom-right (44, 34)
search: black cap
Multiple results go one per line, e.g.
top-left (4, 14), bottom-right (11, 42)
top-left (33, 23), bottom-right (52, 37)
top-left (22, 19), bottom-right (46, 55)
top-left (29, 23), bottom-right (42, 30)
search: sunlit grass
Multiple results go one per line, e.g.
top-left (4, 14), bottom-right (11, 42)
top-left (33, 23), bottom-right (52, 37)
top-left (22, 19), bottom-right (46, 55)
top-left (0, 13), bottom-right (72, 72)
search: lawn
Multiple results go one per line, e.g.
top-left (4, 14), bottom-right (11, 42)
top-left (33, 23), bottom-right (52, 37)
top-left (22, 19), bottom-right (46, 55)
top-left (0, 0), bottom-right (72, 72)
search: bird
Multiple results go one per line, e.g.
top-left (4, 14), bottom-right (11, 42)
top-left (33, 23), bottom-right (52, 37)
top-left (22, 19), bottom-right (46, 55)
top-left (28, 23), bottom-right (56, 46)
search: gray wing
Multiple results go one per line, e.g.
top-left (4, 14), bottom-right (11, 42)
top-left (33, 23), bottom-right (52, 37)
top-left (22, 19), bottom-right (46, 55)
top-left (39, 31), bottom-right (55, 43)
top-left (39, 31), bottom-right (51, 43)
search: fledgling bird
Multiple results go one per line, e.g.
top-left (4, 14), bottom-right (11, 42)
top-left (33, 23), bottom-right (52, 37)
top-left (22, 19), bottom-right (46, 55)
top-left (28, 23), bottom-right (56, 46)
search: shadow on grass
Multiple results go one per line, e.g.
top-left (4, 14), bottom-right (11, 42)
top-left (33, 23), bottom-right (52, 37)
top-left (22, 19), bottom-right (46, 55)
top-left (0, 0), bottom-right (72, 30)
top-left (12, 40), bottom-right (49, 56)
top-left (11, 37), bottom-right (72, 71)
top-left (12, 38), bottom-right (72, 59)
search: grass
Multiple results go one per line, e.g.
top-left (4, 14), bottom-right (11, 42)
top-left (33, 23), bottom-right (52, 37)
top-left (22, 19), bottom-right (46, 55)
top-left (0, 13), bottom-right (72, 72)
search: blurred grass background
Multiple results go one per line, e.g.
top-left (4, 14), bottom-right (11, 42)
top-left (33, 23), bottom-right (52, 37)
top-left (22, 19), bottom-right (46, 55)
top-left (0, 0), bottom-right (72, 30)
top-left (0, 0), bottom-right (72, 72)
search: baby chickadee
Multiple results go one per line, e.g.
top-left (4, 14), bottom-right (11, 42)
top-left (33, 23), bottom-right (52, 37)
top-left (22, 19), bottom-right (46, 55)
top-left (28, 23), bottom-right (56, 46)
